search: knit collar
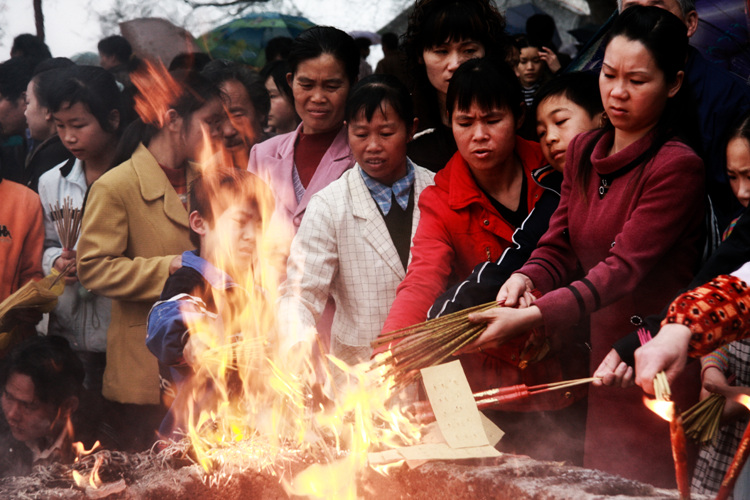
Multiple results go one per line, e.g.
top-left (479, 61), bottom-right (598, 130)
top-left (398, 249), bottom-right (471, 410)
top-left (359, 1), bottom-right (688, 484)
top-left (359, 159), bottom-right (415, 215)
top-left (590, 128), bottom-right (658, 176)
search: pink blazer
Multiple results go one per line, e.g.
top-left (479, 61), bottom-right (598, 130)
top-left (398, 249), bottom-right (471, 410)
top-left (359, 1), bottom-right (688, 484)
top-left (247, 124), bottom-right (354, 231)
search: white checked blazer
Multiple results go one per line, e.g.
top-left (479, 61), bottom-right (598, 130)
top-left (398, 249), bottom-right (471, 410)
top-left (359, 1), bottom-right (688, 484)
top-left (278, 161), bottom-right (435, 365)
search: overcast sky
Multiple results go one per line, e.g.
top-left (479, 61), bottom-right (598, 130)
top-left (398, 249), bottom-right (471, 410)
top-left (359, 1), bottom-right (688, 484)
top-left (0, 0), bottom-right (412, 60)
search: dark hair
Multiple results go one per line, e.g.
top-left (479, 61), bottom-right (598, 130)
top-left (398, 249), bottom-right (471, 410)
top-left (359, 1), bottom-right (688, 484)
top-left (110, 68), bottom-right (222, 168)
top-left (525, 14), bottom-right (557, 48)
top-left (512, 34), bottom-right (541, 51)
top-left (287, 27), bottom-right (360, 85)
top-left (726, 111), bottom-right (750, 159)
top-left (31, 57), bottom-right (74, 77)
top-left (0, 57), bottom-right (37, 101)
top-left (169, 52), bottom-right (212, 72)
top-left (265, 36), bottom-right (293, 62)
top-left (202, 60), bottom-right (271, 124)
top-left (10, 34), bottom-right (51, 60)
top-left (2, 336), bottom-right (84, 408)
top-left (446, 58), bottom-right (522, 121)
top-left (403, 0), bottom-right (509, 128)
top-left (575, 5), bottom-right (694, 200)
top-left (260, 59), bottom-right (294, 103)
top-left (45, 65), bottom-right (122, 134)
top-left (31, 59), bottom-right (77, 110)
top-left (381, 32), bottom-right (399, 52)
top-left (97, 35), bottom-right (132, 63)
top-left (345, 73), bottom-right (414, 125)
top-left (532, 71), bottom-right (603, 121)
top-left (188, 168), bottom-right (268, 248)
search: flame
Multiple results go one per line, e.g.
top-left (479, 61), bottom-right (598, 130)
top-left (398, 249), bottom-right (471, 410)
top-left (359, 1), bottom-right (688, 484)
top-left (72, 451), bottom-right (104, 490)
top-left (128, 60), bottom-right (423, 498)
top-left (130, 60), bottom-right (183, 128)
top-left (643, 396), bottom-right (675, 421)
top-left (731, 394), bottom-right (750, 411)
top-left (73, 440), bottom-right (100, 462)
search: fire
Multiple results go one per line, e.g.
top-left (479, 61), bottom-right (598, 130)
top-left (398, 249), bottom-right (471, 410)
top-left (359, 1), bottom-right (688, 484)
top-left (126, 62), bottom-right (423, 498)
top-left (733, 394), bottom-right (750, 411)
top-left (130, 60), bottom-right (183, 128)
top-left (643, 396), bottom-right (675, 421)
top-left (72, 454), bottom-right (104, 490)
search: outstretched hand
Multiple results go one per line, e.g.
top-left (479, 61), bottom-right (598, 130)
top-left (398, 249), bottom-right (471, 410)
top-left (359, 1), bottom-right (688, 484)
top-left (593, 349), bottom-right (634, 388)
top-left (496, 273), bottom-right (534, 307)
top-left (634, 323), bottom-right (691, 395)
top-left (459, 305), bottom-right (543, 354)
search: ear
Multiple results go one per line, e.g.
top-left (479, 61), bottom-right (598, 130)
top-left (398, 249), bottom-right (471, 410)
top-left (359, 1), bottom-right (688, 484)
top-left (44, 109), bottom-right (53, 123)
top-left (407, 117), bottom-right (418, 142)
top-left (598, 111), bottom-right (608, 129)
top-left (108, 109), bottom-right (120, 132)
top-left (16, 92), bottom-right (26, 109)
top-left (59, 396), bottom-right (79, 417)
top-left (286, 72), bottom-right (294, 88)
top-left (667, 70), bottom-right (684, 99)
top-left (189, 210), bottom-right (208, 236)
top-left (164, 108), bottom-right (182, 133)
top-left (684, 10), bottom-right (699, 38)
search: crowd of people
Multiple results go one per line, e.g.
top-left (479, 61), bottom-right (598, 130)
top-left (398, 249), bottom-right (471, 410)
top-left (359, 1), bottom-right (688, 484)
top-left (2, 0), bottom-right (750, 495)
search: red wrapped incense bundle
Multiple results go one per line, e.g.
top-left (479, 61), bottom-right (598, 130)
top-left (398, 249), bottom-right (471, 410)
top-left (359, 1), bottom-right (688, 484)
top-left (669, 412), bottom-right (690, 500)
top-left (715, 420), bottom-right (750, 500)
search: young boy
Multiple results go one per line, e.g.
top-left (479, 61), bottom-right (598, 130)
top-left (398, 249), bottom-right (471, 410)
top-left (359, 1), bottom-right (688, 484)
top-left (146, 168), bottom-right (268, 437)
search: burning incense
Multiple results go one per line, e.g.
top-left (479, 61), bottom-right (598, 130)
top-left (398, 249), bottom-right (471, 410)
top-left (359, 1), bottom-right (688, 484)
top-left (715, 395), bottom-right (750, 500)
top-left (644, 373), bottom-right (690, 500)
top-left (49, 197), bottom-right (83, 250)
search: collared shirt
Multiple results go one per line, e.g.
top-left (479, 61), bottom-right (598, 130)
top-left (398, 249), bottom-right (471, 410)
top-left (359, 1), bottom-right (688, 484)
top-left (359, 159), bottom-right (415, 215)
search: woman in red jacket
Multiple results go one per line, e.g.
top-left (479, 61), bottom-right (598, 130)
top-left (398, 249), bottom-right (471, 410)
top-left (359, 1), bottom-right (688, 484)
top-left (380, 58), bottom-right (584, 460)
top-left (464, 6), bottom-right (705, 486)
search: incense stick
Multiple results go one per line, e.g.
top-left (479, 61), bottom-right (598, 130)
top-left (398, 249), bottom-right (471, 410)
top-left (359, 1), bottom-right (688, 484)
top-left (49, 197), bottom-right (83, 250)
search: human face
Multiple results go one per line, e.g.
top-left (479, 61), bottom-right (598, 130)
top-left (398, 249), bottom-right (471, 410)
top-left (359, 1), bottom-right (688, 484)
top-left (219, 79), bottom-right (262, 166)
top-left (197, 203), bottom-right (260, 275)
top-left (452, 102), bottom-right (518, 174)
top-left (265, 76), bottom-right (297, 135)
top-left (54, 101), bottom-right (115, 162)
top-left (25, 80), bottom-right (52, 141)
top-left (727, 136), bottom-right (750, 208)
top-left (515, 47), bottom-right (544, 87)
top-left (536, 95), bottom-right (601, 171)
top-left (422, 39), bottom-right (485, 96)
top-left (0, 91), bottom-right (26, 136)
top-left (2, 373), bottom-right (57, 444)
top-left (600, 35), bottom-right (682, 147)
top-left (181, 96), bottom-right (224, 163)
top-left (289, 53), bottom-right (350, 135)
top-left (348, 102), bottom-right (413, 186)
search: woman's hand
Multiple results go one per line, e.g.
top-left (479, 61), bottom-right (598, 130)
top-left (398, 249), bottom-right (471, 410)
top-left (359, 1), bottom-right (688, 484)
top-left (496, 273), bottom-right (534, 307)
top-left (458, 305), bottom-right (543, 353)
top-left (593, 349), bottom-right (634, 388)
top-left (634, 323), bottom-right (691, 395)
top-left (53, 249), bottom-right (78, 284)
top-left (539, 47), bottom-right (561, 74)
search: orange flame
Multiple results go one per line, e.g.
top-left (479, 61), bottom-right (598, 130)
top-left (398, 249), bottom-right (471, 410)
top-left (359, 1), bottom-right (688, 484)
top-left (731, 394), bottom-right (750, 411)
top-left (643, 396), bottom-right (675, 421)
top-left (130, 60), bottom-right (183, 128)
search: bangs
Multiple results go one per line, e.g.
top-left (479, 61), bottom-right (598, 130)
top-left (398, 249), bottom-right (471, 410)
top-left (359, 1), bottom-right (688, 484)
top-left (447, 59), bottom-right (521, 120)
top-left (420, 3), bottom-right (487, 48)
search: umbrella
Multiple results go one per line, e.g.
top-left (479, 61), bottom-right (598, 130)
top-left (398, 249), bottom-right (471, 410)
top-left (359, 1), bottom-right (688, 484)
top-left (120, 17), bottom-right (202, 66)
top-left (199, 12), bottom-right (315, 69)
top-left (691, 0), bottom-right (750, 79)
top-left (504, 3), bottom-right (548, 35)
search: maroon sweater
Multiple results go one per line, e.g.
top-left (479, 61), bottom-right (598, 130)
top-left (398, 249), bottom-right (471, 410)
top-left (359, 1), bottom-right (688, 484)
top-left (519, 128), bottom-right (705, 487)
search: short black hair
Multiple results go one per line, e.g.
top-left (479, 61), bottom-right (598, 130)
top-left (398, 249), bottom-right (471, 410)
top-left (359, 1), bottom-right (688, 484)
top-left (260, 59), bottom-right (294, 103)
top-left (345, 73), bottom-right (413, 125)
top-left (97, 35), bottom-right (133, 63)
top-left (188, 168), bottom-right (270, 248)
top-left (532, 71), bottom-right (603, 121)
top-left (0, 57), bottom-right (37, 101)
top-left (202, 60), bottom-right (271, 123)
top-left (265, 36), bottom-right (293, 62)
top-left (10, 34), bottom-right (51, 60)
top-left (288, 27), bottom-right (360, 85)
top-left (45, 65), bottom-right (123, 134)
top-left (169, 52), bottom-right (211, 72)
top-left (446, 58), bottom-right (522, 121)
top-left (381, 32), bottom-right (399, 51)
top-left (2, 336), bottom-right (84, 409)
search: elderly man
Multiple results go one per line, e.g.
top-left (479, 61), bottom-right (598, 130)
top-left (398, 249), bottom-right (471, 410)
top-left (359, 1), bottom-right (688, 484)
top-left (202, 60), bottom-right (270, 169)
top-left (0, 336), bottom-right (84, 477)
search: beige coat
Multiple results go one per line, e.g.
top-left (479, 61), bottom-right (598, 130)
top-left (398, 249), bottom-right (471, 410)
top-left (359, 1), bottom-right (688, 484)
top-left (77, 144), bottom-right (197, 404)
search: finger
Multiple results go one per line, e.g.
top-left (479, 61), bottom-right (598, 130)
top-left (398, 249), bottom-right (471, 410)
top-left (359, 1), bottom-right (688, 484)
top-left (622, 366), bottom-right (634, 388)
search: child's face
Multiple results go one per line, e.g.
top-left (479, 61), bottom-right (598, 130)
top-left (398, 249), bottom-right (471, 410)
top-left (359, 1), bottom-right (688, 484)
top-left (727, 136), bottom-right (750, 208)
top-left (198, 203), bottom-right (261, 274)
top-left (348, 103), bottom-right (413, 186)
top-left (452, 101), bottom-right (518, 174)
top-left (536, 95), bottom-right (601, 171)
top-left (515, 47), bottom-right (543, 87)
top-left (53, 101), bottom-right (116, 162)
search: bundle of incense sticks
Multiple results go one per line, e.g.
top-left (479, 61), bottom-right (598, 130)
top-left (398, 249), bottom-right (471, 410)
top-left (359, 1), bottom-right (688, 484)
top-left (408, 377), bottom-right (600, 422)
top-left (681, 393), bottom-right (725, 444)
top-left (371, 301), bottom-right (497, 389)
top-left (49, 197), bottom-right (83, 250)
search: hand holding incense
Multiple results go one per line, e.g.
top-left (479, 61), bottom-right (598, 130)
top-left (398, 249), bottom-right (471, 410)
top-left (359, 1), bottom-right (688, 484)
top-left (49, 197), bottom-right (83, 251)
